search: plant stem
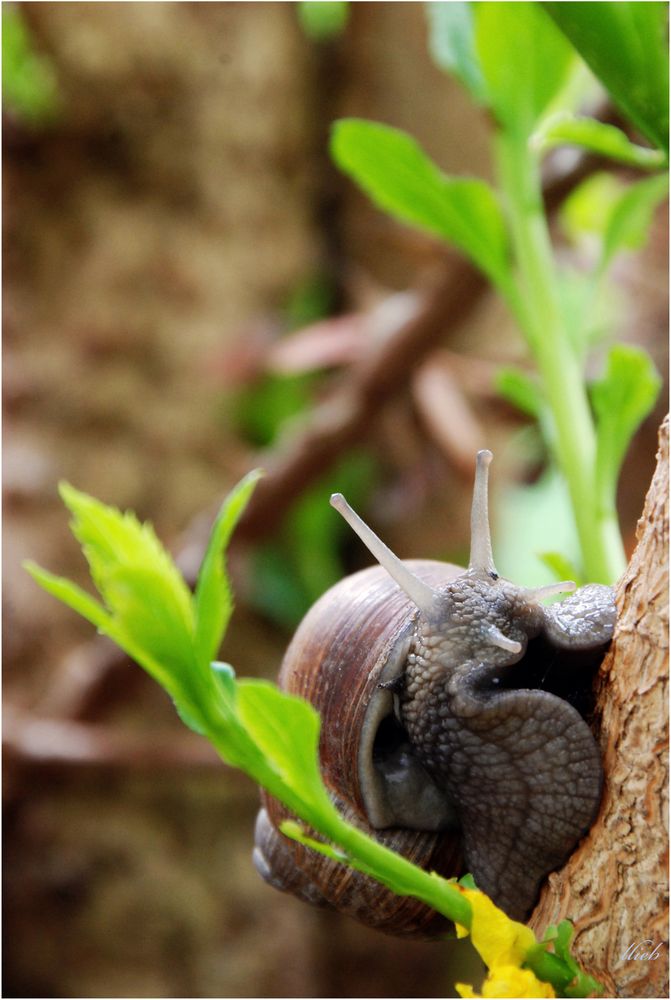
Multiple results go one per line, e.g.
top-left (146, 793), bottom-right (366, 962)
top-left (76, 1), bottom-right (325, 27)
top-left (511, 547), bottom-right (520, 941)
top-left (345, 824), bottom-right (471, 924)
top-left (321, 811), bottom-right (473, 928)
top-left (496, 132), bottom-right (626, 584)
top-left (283, 814), bottom-right (594, 994)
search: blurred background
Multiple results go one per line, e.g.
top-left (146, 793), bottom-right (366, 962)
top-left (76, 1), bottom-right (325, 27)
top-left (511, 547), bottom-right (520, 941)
top-left (3, 3), bottom-right (668, 997)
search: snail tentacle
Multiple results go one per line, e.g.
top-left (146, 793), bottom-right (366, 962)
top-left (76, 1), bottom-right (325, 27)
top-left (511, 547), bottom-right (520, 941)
top-left (330, 492), bottom-right (440, 617)
top-left (468, 449), bottom-right (497, 577)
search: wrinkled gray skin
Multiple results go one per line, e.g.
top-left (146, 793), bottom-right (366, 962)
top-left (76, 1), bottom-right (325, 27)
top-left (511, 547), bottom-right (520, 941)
top-left (332, 451), bottom-right (616, 920)
top-left (402, 573), bottom-right (615, 920)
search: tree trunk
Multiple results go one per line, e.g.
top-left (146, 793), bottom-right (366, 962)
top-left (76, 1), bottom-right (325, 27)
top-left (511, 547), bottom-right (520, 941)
top-left (530, 416), bottom-right (669, 998)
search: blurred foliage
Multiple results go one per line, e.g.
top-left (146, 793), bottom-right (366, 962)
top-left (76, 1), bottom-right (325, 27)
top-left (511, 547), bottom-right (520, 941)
top-left (231, 271), bottom-right (377, 628)
top-left (298, 1), bottom-right (349, 41)
top-left (555, 268), bottom-right (620, 358)
top-left (543, 1), bottom-right (669, 154)
top-left (244, 3), bottom-right (666, 600)
top-left (232, 274), bottom-right (335, 448)
top-left (2, 5), bottom-right (60, 123)
top-left (474, 1), bottom-right (575, 138)
top-left (334, 1), bottom-right (665, 586)
top-left (495, 464), bottom-right (583, 589)
top-left (556, 170), bottom-right (668, 369)
top-left (283, 272), bottom-right (336, 330)
top-left (251, 451), bottom-right (377, 629)
top-left (495, 368), bottom-right (542, 420)
top-left (561, 172), bottom-right (669, 276)
top-left (233, 372), bottom-right (316, 450)
top-left (426, 2), bottom-right (488, 106)
top-left (533, 113), bottom-right (666, 170)
top-left (591, 346), bottom-right (662, 515)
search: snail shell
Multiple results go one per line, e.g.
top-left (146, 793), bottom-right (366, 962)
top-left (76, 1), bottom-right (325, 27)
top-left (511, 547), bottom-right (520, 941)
top-left (255, 559), bottom-right (464, 937)
top-left (254, 452), bottom-right (616, 934)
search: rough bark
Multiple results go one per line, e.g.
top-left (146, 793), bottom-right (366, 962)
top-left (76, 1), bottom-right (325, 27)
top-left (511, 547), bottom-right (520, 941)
top-left (530, 416), bottom-right (669, 998)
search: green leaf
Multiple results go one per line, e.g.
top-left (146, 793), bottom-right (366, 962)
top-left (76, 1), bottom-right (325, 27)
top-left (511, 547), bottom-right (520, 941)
top-left (57, 482), bottom-right (205, 712)
top-left (543, 1), bottom-right (669, 153)
top-left (561, 173), bottom-right (624, 243)
top-left (250, 452), bottom-right (375, 629)
top-left (538, 551), bottom-right (582, 585)
top-left (425, 2), bottom-right (488, 103)
top-left (331, 118), bottom-right (509, 288)
top-left (280, 821), bottom-right (399, 889)
top-left (541, 922), bottom-right (560, 945)
top-left (31, 483), bottom-right (236, 728)
top-left (297, 1), bottom-right (349, 41)
top-left (542, 919), bottom-right (604, 998)
top-left (280, 821), bottom-right (460, 909)
top-left (474, 2), bottom-right (575, 138)
top-left (552, 919), bottom-right (576, 962)
top-left (495, 466), bottom-right (583, 587)
top-left (237, 680), bottom-right (332, 808)
top-left (601, 173), bottom-right (669, 270)
top-left (23, 562), bottom-right (114, 634)
top-left (591, 346), bottom-right (662, 512)
top-left (23, 560), bottom-right (198, 713)
top-left (102, 563), bottom-right (198, 675)
top-left (59, 482), bottom-right (195, 641)
top-left (495, 367), bottom-right (542, 418)
top-left (458, 872), bottom-right (477, 890)
top-left (561, 171), bottom-right (669, 276)
top-left (532, 113), bottom-right (666, 170)
top-left (194, 469), bottom-right (262, 665)
top-left (206, 664), bottom-right (291, 781)
top-left (280, 821), bottom-right (351, 865)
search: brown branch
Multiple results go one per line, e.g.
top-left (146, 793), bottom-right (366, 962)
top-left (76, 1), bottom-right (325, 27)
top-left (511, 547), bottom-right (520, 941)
top-left (231, 262), bottom-right (485, 544)
top-left (31, 636), bottom-right (135, 721)
top-left (530, 416), bottom-right (669, 998)
top-left (411, 353), bottom-right (488, 476)
top-left (3, 708), bottom-right (228, 773)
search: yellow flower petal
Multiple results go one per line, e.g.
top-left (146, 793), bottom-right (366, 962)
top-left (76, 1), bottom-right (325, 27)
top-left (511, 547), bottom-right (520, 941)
top-left (455, 984), bottom-right (478, 999)
top-left (456, 966), bottom-right (554, 999)
top-left (481, 964), bottom-right (555, 998)
top-left (461, 888), bottom-right (536, 968)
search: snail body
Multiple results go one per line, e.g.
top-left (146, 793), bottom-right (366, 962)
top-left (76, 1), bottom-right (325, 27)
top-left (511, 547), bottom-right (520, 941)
top-left (254, 452), bottom-right (616, 933)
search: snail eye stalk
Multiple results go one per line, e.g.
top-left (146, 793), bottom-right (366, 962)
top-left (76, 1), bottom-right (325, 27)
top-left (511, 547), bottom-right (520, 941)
top-left (330, 493), bottom-right (439, 618)
top-left (468, 449), bottom-right (497, 577)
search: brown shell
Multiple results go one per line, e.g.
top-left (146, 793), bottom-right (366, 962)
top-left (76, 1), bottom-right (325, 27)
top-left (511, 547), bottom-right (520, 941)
top-left (257, 559), bottom-right (465, 937)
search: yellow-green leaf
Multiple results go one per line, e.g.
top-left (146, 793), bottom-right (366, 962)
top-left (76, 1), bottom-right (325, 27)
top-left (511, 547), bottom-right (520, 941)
top-left (331, 118), bottom-right (510, 289)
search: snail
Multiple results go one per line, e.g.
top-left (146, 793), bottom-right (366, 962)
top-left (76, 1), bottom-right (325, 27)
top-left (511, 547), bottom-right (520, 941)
top-left (253, 451), bottom-right (616, 935)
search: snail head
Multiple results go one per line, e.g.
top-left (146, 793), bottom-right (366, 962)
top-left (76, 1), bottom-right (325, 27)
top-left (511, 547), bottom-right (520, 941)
top-left (330, 450), bottom-right (576, 667)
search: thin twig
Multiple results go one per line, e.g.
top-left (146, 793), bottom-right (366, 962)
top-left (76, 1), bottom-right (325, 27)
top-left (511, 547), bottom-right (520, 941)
top-left (3, 708), bottom-right (228, 773)
top-left (232, 261), bottom-right (485, 544)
